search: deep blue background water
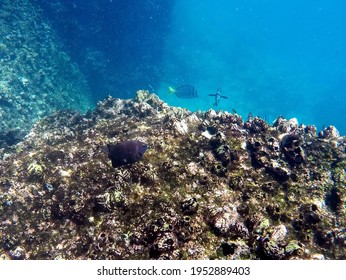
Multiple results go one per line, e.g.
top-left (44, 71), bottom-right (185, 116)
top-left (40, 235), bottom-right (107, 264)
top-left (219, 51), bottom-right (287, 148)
top-left (35, 0), bottom-right (173, 100)
top-left (158, 0), bottom-right (346, 134)
top-left (36, 0), bottom-right (346, 135)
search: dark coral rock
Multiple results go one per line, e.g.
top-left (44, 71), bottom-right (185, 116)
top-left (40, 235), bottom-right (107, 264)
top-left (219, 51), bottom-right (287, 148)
top-left (51, 203), bottom-right (64, 220)
top-left (218, 241), bottom-right (250, 259)
top-left (9, 246), bottom-right (26, 260)
top-left (151, 232), bottom-right (178, 255)
top-left (247, 139), bottom-right (269, 168)
top-left (261, 240), bottom-right (285, 259)
top-left (265, 165), bottom-right (290, 181)
top-left (257, 224), bottom-right (288, 259)
top-left (267, 137), bottom-right (281, 154)
top-left (2, 236), bottom-right (19, 251)
top-left (228, 176), bottom-right (245, 191)
top-left (0, 128), bottom-right (27, 147)
top-left (207, 207), bottom-right (234, 235)
top-left (207, 126), bottom-right (219, 135)
top-left (215, 145), bottom-right (231, 164)
top-left (0, 179), bottom-right (12, 190)
top-left (314, 230), bottom-right (334, 248)
top-left (334, 228), bottom-right (346, 246)
top-left (318, 126), bottom-right (340, 139)
top-left (176, 216), bottom-right (195, 242)
top-left (266, 205), bottom-right (282, 221)
top-left (325, 187), bottom-right (343, 213)
top-left (207, 206), bottom-right (249, 238)
top-left (280, 134), bottom-right (305, 166)
top-left (46, 150), bottom-right (66, 163)
top-left (244, 116), bottom-right (268, 134)
top-left (304, 125), bottom-right (317, 136)
top-left (209, 132), bottom-right (227, 149)
top-left (299, 204), bottom-right (321, 226)
top-left (211, 163), bottom-right (227, 176)
top-left (273, 117), bottom-right (299, 133)
top-left (247, 139), bottom-right (262, 152)
top-left (180, 197), bottom-right (198, 215)
top-left (219, 242), bottom-right (236, 256)
top-left (143, 216), bottom-right (182, 259)
top-left (228, 114), bottom-right (244, 126)
top-left (261, 182), bottom-right (277, 194)
top-left (292, 219), bottom-right (304, 232)
top-left (94, 187), bottom-right (126, 212)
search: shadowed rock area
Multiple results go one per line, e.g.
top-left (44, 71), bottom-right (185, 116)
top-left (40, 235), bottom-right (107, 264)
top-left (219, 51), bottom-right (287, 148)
top-left (0, 0), bottom-right (93, 147)
top-left (0, 91), bottom-right (345, 260)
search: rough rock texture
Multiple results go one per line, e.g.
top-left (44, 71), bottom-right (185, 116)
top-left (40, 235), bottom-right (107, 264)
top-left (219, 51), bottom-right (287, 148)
top-left (0, 91), bottom-right (345, 260)
top-left (0, 0), bottom-right (92, 147)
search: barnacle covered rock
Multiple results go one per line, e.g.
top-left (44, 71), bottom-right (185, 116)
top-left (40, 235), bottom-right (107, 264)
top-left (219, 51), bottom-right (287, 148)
top-left (94, 186), bottom-right (127, 212)
top-left (207, 206), bottom-right (249, 238)
top-left (285, 240), bottom-right (303, 257)
top-left (244, 116), bottom-right (268, 133)
top-left (180, 197), bottom-right (198, 215)
top-left (152, 232), bottom-right (178, 255)
top-left (280, 134), bottom-right (305, 166)
top-left (0, 91), bottom-right (345, 260)
top-left (208, 131), bottom-right (239, 168)
top-left (218, 240), bottom-right (250, 260)
top-left (318, 125), bottom-right (340, 139)
top-left (27, 161), bottom-right (44, 179)
top-left (9, 246), bottom-right (26, 260)
top-left (274, 117), bottom-right (299, 133)
top-left (257, 224), bottom-right (288, 259)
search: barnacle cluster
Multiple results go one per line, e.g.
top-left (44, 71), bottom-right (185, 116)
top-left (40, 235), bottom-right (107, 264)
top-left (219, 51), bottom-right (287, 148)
top-left (0, 90), bottom-right (345, 260)
top-left (27, 161), bottom-right (44, 179)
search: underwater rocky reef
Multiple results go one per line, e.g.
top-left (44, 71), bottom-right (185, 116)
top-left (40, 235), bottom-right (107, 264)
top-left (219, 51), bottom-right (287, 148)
top-left (0, 0), bottom-right (93, 147)
top-left (0, 91), bottom-right (345, 260)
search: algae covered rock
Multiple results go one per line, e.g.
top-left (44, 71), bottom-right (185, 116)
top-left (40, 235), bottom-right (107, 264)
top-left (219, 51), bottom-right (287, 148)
top-left (0, 90), bottom-right (345, 260)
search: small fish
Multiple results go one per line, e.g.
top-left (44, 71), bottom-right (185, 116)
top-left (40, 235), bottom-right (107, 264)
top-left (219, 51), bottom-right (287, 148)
top-left (168, 85), bottom-right (198, 99)
top-left (101, 140), bottom-right (148, 168)
top-left (209, 87), bottom-right (227, 106)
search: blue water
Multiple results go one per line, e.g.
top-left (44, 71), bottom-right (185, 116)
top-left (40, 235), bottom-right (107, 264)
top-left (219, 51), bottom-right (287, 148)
top-left (36, 0), bottom-right (346, 135)
top-left (156, 0), bottom-right (346, 134)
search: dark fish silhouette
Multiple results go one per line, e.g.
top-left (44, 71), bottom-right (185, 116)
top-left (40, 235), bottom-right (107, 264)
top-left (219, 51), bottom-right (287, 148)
top-left (102, 140), bottom-right (148, 168)
top-left (209, 87), bottom-right (227, 106)
top-left (169, 85), bottom-right (198, 99)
